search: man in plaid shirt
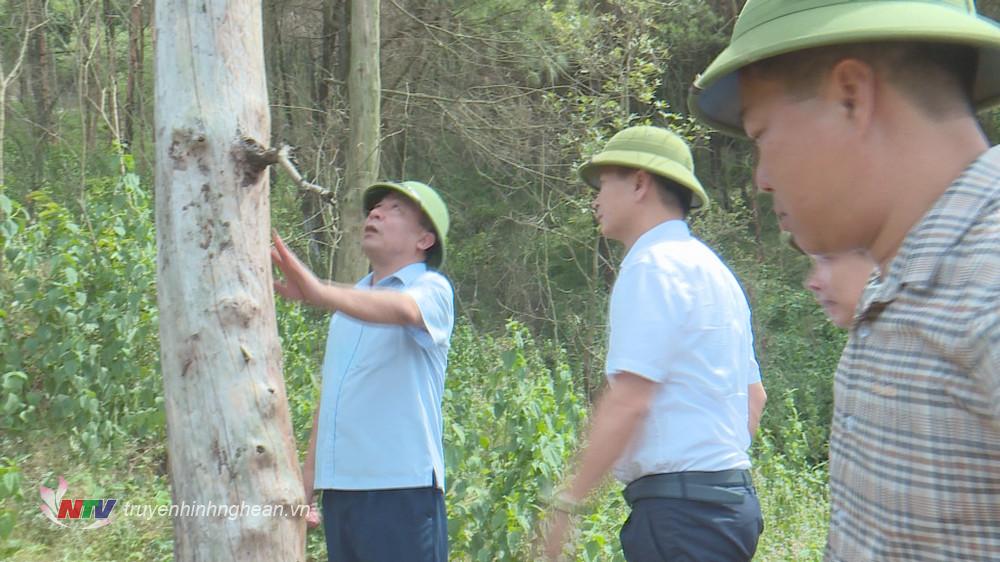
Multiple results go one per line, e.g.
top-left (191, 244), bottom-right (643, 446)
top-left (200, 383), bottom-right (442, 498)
top-left (690, 1), bottom-right (1000, 560)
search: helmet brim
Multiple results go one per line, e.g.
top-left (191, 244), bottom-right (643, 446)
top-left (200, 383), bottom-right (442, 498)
top-left (690, 2), bottom-right (1000, 136)
top-left (578, 150), bottom-right (710, 210)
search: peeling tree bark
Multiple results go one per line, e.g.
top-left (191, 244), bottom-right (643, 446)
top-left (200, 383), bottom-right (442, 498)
top-left (154, 1), bottom-right (304, 560)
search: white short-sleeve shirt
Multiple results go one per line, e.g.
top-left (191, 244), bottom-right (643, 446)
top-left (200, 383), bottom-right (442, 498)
top-left (606, 220), bottom-right (761, 483)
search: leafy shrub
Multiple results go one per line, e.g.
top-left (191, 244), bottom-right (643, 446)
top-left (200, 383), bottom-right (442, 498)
top-left (445, 321), bottom-right (587, 560)
top-left (0, 457), bottom-right (24, 559)
top-left (752, 393), bottom-right (830, 561)
top-left (0, 154), bottom-right (833, 561)
top-left (0, 160), bottom-right (161, 451)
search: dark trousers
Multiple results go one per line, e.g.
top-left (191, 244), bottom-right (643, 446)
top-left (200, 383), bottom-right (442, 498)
top-left (620, 475), bottom-right (763, 561)
top-left (321, 485), bottom-right (447, 562)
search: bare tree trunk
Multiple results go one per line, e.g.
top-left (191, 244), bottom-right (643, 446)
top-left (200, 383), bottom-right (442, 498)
top-left (315, 0), bottom-right (347, 126)
top-left (264, 0), bottom-right (295, 137)
top-left (0, 79), bottom-right (7, 189)
top-left (334, 0), bottom-right (380, 283)
top-left (124, 0), bottom-right (143, 149)
top-left (77, 0), bottom-right (97, 174)
top-left (316, 0), bottom-right (336, 119)
top-left (27, 0), bottom-right (52, 140)
top-left (23, 0), bottom-right (51, 186)
top-left (310, 0), bottom-right (349, 273)
top-left (154, 0), bottom-right (305, 559)
top-left (0, 7), bottom-right (37, 188)
top-left (100, 0), bottom-right (125, 155)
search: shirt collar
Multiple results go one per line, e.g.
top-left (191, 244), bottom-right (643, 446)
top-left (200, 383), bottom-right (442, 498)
top-left (623, 220), bottom-right (690, 264)
top-left (865, 145), bottom-right (1000, 307)
top-left (367, 261), bottom-right (428, 288)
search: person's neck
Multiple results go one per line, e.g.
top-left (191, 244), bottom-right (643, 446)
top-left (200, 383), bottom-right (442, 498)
top-left (869, 113), bottom-right (988, 271)
top-left (369, 255), bottom-right (424, 285)
top-left (621, 208), bottom-right (684, 252)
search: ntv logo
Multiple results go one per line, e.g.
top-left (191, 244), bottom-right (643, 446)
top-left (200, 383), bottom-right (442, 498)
top-left (39, 476), bottom-right (117, 529)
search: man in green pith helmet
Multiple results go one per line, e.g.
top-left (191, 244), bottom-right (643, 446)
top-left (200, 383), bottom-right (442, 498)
top-left (272, 181), bottom-right (453, 562)
top-left (541, 125), bottom-right (767, 561)
top-left (691, 1), bottom-right (1000, 560)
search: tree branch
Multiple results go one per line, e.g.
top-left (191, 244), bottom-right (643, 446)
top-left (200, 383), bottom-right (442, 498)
top-left (1, 18), bottom-right (48, 90)
top-left (238, 138), bottom-right (335, 202)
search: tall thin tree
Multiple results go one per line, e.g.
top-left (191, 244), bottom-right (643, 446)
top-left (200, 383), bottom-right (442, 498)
top-left (154, 0), bottom-right (305, 559)
top-left (0, 5), bottom-right (39, 188)
top-left (124, 0), bottom-right (143, 150)
top-left (334, 0), bottom-right (380, 283)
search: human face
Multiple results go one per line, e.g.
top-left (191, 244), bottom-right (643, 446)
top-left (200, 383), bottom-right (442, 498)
top-left (362, 192), bottom-right (434, 264)
top-left (740, 72), bottom-right (876, 255)
top-left (590, 167), bottom-right (638, 243)
top-left (805, 250), bottom-right (876, 329)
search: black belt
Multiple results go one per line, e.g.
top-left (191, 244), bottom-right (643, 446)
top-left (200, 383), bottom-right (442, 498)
top-left (623, 469), bottom-right (753, 507)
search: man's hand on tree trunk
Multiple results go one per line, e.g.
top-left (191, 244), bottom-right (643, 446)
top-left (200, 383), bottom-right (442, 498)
top-left (271, 231), bottom-right (324, 305)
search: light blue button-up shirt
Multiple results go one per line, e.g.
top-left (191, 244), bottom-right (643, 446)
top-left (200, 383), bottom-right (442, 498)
top-left (313, 262), bottom-right (454, 491)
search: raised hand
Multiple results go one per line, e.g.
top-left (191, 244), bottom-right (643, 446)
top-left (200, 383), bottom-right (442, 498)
top-left (271, 231), bottom-right (322, 305)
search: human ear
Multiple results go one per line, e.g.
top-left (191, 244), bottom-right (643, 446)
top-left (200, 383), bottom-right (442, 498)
top-left (416, 231), bottom-right (436, 253)
top-left (633, 170), bottom-right (653, 202)
top-left (826, 58), bottom-right (876, 130)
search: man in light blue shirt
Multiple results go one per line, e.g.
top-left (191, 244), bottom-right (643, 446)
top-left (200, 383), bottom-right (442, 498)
top-left (543, 126), bottom-right (766, 561)
top-left (272, 180), bottom-right (453, 562)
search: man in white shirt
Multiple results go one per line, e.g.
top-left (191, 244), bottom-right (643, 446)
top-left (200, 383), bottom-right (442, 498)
top-left (542, 126), bottom-right (766, 561)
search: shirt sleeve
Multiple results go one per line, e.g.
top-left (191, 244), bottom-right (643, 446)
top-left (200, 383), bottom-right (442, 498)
top-left (747, 333), bottom-right (762, 385)
top-left (605, 261), bottom-right (688, 383)
top-left (403, 272), bottom-right (455, 349)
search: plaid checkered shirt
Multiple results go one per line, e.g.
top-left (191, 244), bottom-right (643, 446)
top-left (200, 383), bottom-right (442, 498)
top-left (826, 145), bottom-right (1000, 561)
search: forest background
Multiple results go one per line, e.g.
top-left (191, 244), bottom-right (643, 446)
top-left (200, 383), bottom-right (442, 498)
top-left (1, 0), bottom-right (999, 560)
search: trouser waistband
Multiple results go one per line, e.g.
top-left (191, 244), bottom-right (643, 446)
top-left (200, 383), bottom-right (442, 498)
top-left (623, 469), bottom-right (753, 507)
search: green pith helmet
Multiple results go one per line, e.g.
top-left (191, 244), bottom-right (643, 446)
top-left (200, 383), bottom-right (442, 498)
top-left (363, 181), bottom-right (450, 268)
top-left (577, 126), bottom-right (710, 210)
top-left (689, 0), bottom-right (1000, 136)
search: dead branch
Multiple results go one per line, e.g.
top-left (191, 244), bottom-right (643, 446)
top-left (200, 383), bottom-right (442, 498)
top-left (239, 138), bottom-right (335, 202)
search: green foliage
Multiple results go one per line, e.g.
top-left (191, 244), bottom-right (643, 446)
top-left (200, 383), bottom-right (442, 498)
top-left (0, 457), bottom-right (24, 558)
top-left (274, 300), bottom-right (326, 445)
top-left (0, 0), bottom-right (846, 557)
top-left (445, 321), bottom-right (587, 560)
top-left (752, 394), bottom-right (830, 561)
top-left (442, 320), bottom-right (831, 561)
top-left (0, 148), bottom-right (837, 560)
top-left (544, 0), bottom-right (681, 139)
top-left (0, 158), bottom-right (161, 452)
top-left (2, 439), bottom-right (173, 561)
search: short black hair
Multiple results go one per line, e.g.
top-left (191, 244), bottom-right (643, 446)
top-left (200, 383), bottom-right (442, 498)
top-left (745, 41), bottom-right (977, 119)
top-left (651, 174), bottom-right (693, 217)
top-left (604, 166), bottom-right (694, 216)
top-left (417, 210), bottom-right (439, 259)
